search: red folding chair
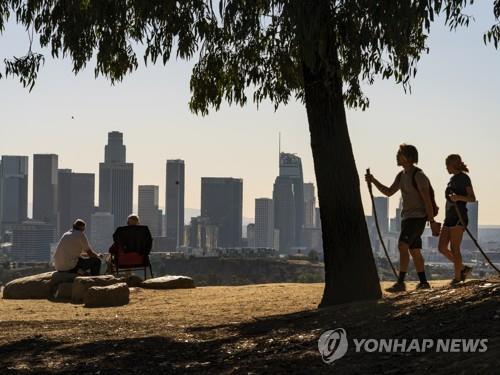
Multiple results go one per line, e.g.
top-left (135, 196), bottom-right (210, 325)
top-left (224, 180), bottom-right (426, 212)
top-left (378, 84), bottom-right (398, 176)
top-left (110, 243), bottom-right (154, 279)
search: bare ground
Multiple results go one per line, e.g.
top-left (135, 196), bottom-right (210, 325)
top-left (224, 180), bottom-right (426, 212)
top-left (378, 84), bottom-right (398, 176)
top-left (0, 278), bottom-right (499, 374)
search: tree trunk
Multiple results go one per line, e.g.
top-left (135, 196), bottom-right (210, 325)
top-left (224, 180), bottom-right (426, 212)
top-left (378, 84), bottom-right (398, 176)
top-left (302, 50), bottom-right (382, 307)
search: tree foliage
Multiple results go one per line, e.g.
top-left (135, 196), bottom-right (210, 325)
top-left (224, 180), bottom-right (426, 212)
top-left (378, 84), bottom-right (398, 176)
top-left (0, 1), bottom-right (498, 110)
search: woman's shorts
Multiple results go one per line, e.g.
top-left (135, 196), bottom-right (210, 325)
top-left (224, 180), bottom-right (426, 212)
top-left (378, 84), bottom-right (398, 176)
top-left (444, 214), bottom-right (468, 228)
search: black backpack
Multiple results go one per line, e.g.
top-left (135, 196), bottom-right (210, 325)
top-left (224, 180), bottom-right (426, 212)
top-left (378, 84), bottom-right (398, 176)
top-left (399, 168), bottom-right (439, 217)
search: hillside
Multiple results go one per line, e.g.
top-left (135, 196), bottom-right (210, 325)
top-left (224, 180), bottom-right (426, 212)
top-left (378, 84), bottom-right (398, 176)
top-left (0, 278), bottom-right (499, 374)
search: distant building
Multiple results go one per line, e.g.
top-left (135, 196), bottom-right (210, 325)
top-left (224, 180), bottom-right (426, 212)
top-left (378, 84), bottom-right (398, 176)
top-left (273, 176), bottom-right (295, 253)
top-left (166, 160), bottom-right (185, 247)
top-left (138, 185), bottom-right (162, 237)
top-left (315, 207), bottom-right (321, 229)
top-left (373, 196), bottom-right (389, 234)
top-left (151, 236), bottom-right (177, 252)
top-left (277, 153), bottom-right (305, 248)
top-left (58, 169), bottom-right (95, 237)
top-left (90, 212), bottom-right (114, 252)
top-left (99, 131), bottom-right (133, 228)
top-left (255, 198), bottom-right (275, 249)
top-left (247, 223), bottom-right (255, 248)
top-left (11, 221), bottom-right (54, 262)
top-left (390, 197), bottom-right (403, 233)
top-left (0, 156), bottom-right (28, 238)
top-left (303, 182), bottom-right (316, 227)
top-left (33, 154), bottom-right (58, 231)
top-left (302, 226), bottom-right (323, 252)
top-left (185, 216), bottom-right (219, 252)
top-left (468, 201), bottom-right (479, 240)
top-left (201, 177), bottom-right (242, 248)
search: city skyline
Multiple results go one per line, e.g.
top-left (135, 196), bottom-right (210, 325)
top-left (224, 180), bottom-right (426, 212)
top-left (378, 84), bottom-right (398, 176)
top-left (1, 4), bottom-right (499, 225)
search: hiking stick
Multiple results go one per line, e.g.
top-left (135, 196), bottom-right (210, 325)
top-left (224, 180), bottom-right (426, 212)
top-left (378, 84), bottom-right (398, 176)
top-left (366, 169), bottom-right (398, 279)
top-left (452, 202), bottom-right (500, 274)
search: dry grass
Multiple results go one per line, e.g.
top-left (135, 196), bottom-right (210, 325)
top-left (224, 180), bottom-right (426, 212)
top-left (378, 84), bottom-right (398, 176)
top-left (0, 279), bottom-right (498, 374)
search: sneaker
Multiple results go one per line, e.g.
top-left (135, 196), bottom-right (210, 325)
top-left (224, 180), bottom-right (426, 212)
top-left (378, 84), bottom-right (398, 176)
top-left (416, 282), bottom-right (431, 290)
top-left (449, 278), bottom-right (461, 286)
top-left (385, 281), bottom-right (406, 293)
top-left (461, 266), bottom-right (473, 282)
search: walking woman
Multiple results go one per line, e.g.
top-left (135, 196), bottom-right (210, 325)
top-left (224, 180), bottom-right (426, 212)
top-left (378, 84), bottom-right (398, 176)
top-left (438, 154), bottom-right (476, 285)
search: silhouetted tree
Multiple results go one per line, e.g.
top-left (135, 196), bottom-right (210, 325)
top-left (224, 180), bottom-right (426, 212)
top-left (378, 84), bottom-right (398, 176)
top-left (1, 1), bottom-right (499, 305)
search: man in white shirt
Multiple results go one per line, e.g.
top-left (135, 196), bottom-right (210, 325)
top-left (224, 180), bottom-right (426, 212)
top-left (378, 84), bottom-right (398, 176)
top-left (53, 219), bottom-right (101, 275)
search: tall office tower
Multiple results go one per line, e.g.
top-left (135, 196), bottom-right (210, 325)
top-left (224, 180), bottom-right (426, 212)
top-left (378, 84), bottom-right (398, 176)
top-left (166, 159), bottom-right (185, 247)
top-left (138, 185), bottom-right (162, 236)
top-left (0, 156), bottom-right (28, 238)
top-left (273, 176), bottom-right (296, 253)
top-left (278, 152), bottom-right (305, 247)
top-left (11, 221), bottom-right (54, 262)
top-left (90, 212), bottom-right (115, 252)
top-left (105, 131), bottom-right (126, 163)
top-left (33, 154), bottom-right (58, 228)
top-left (99, 131), bottom-right (133, 228)
top-left (57, 169), bottom-right (95, 236)
top-left (255, 198), bottom-right (275, 248)
top-left (247, 223), bottom-right (256, 248)
top-left (201, 177), bottom-right (242, 248)
top-left (468, 201), bottom-right (479, 240)
top-left (373, 196), bottom-right (389, 234)
top-left (303, 182), bottom-right (316, 227)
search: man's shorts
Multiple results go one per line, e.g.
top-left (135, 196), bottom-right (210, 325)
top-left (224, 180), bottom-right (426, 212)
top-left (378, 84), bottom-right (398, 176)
top-left (399, 218), bottom-right (427, 249)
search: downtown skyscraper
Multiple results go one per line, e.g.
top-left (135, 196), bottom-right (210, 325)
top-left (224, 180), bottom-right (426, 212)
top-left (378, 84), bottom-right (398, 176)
top-left (166, 159), bottom-right (185, 247)
top-left (201, 177), bottom-right (242, 248)
top-left (255, 198), bottom-right (275, 249)
top-left (99, 132), bottom-right (133, 229)
top-left (138, 185), bottom-right (162, 237)
top-left (0, 155), bottom-right (28, 238)
top-left (58, 169), bottom-right (95, 236)
top-left (303, 182), bottom-right (316, 227)
top-left (33, 154), bottom-right (58, 229)
top-left (273, 152), bottom-right (304, 253)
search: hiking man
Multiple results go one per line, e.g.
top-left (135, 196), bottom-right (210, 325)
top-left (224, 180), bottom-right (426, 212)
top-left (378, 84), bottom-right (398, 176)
top-left (53, 219), bottom-right (102, 275)
top-left (365, 144), bottom-right (439, 292)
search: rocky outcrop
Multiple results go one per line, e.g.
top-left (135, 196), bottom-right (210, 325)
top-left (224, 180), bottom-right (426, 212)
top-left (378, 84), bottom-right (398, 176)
top-left (71, 275), bottom-right (122, 303)
top-left (84, 283), bottom-right (130, 308)
top-left (140, 275), bottom-right (195, 290)
top-left (2, 271), bottom-right (77, 299)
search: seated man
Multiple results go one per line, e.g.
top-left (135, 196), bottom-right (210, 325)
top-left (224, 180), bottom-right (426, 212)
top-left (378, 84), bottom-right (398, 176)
top-left (53, 219), bottom-right (101, 275)
top-left (111, 214), bottom-right (153, 255)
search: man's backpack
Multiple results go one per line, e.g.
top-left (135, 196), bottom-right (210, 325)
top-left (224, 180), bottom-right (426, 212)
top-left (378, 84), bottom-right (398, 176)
top-left (399, 168), bottom-right (439, 217)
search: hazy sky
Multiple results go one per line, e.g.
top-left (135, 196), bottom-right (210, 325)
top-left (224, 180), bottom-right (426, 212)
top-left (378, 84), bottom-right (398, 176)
top-left (1, 2), bottom-right (499, 225)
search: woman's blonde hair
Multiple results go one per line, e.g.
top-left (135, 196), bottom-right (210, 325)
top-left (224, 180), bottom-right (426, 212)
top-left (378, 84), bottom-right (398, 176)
top-left (446, 154), bottom-right (469, 173)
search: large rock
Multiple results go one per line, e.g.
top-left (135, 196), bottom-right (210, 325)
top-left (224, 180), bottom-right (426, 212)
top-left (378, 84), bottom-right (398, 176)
top-left (140, 275), bottom-right (195, 290)
top-left (71, 275), bottom-right (122, 303)
top-left (84, 283), bottom-right (130, 308)
top-left (2, 271), bottom-right (77, 299)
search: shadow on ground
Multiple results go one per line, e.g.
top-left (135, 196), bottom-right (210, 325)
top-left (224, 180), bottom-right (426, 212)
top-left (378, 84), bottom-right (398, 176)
top-left (0, 279), bottom-right (498, 374)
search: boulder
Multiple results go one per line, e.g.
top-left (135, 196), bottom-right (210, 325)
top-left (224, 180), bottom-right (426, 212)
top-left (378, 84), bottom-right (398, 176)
top-left (2, 271), bottom-right (77, 300)
top-left (54, 282), bottom-right (74, 300)
top-left (140, 275), bottom-right (195, 290)
top-left (84, 283), bottom-right (130, 308)
top-left (120, 274), bottom-right (143, 288)
top-left (71, 275), bottom-right (122, 303)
